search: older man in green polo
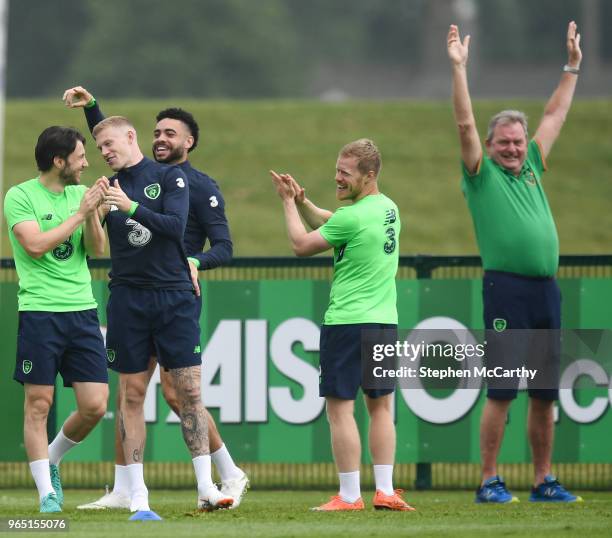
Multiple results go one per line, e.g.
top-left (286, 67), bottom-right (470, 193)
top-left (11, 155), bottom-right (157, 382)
top-left (447, 21), bottom-right (584, 503)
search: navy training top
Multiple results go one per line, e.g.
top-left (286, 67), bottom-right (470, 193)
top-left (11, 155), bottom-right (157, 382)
top-left (85, 102), bottom-right (233, 270)
top-left (180, 160), bottom-right (232, 269)
top-left (105, 157), bottom-right (192, 290)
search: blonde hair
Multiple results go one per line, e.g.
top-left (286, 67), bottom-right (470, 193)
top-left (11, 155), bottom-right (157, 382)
top-left (486, 110), bottom-right (528, 143)
top-left (92, 116), bottom-right (135, 138)
top-left (339, 138), bottom-right (381, 177)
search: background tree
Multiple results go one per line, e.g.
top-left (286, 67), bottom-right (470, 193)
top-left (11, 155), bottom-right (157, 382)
top-left (6, 0), bottom-right (91, 97)
top-left (64, 0), bottom-right (302, 98)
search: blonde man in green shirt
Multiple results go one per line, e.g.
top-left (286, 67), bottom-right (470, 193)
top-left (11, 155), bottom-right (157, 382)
top-left (448, 22), bottom-right (583, 503)
top-left (271, 139), bottom-right (414, 512)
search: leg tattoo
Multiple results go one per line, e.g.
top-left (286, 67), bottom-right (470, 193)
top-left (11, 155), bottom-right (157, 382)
top-left (132, 439), bottom-right (145, 462)
top-left (118, 410), bottom-right (127, 443)
top-left (171, 366), bottom-right (209, 457)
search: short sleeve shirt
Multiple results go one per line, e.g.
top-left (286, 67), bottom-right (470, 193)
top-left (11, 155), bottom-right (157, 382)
top-left (461, 140), bottom-right (559, 277)
top-left (319, 193), bottom-right (400, 324)
top-left (4, 178), bottom-right (96, 311)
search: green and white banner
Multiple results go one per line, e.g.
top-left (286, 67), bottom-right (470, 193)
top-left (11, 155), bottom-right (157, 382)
top-left (1, 278), bottom-right (611, 463)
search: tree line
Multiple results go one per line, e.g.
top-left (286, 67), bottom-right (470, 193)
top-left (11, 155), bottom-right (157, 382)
top-left (7, 0), bottom-right (608, 98)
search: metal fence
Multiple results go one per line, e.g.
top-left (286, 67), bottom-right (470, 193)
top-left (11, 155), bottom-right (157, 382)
top-left (3, 254), bottom-right (612, 281)
top-left (1, 461), bottom-right (611, 491)
top-left (2, 255), bottom-right (612, 491)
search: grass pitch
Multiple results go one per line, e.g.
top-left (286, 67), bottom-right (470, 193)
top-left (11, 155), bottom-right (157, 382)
top-left (1, 489), bottom-right (611, 538)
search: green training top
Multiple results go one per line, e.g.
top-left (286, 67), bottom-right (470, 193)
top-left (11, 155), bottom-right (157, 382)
top-left (461, 139), bottom-right (559, 277)
top-left (319, 193), bottom-right (400, 325)
top-left (4, 177), bottom-right (97, 311)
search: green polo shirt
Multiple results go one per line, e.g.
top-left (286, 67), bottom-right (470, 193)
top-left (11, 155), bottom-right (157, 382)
top-left (319, 193), bottom-right (400, 325)
top-left (461, 139), bottom-right (558, 277)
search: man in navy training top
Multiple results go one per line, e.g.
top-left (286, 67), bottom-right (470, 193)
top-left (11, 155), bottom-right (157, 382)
top-left (83, 114), bottom-right (233, 519)
top-left (63, 87), bottom-right (247, 511)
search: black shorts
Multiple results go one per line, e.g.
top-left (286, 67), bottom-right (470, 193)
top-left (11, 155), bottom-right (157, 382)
top-left (106, 286), bottom-right (201, 374)
top-left (483, 271), bottom-right (561, 401)
top-left (319, 323), bottom-right (397, 400)
top-left (14, 309), bottom-right (108, 387)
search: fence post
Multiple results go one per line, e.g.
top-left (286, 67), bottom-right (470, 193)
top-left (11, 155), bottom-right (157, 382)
top-left (414, 255), bottom-right (434, 279)
top-left (415, 462), bottom-right (432, 490)
top-left (413, 255), bottom-right (433, 489)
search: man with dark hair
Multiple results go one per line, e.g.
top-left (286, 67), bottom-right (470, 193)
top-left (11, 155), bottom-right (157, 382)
top-left (3, 126), bottom-right (109, 513)
top-left (448, 22), bottom-right (583, 503)
top-left (62, 86), bottom-right (245, 511)
top-left (34, 126), bottom-right (86, 171)
top-left (155, 107), bottom-right (200, 153)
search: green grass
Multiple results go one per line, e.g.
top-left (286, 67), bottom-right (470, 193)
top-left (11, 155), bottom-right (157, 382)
top-left (2, 99), bottom-right (612, 258)
top-left (1, 489), bottom-right (611, 538)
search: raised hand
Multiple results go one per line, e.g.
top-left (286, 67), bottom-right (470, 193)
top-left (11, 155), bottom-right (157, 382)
top-left (566, 21), bottom-right (582, 68)
top-left (104, 179), bottom-right (133, 213)
top-left (270, 170), bottom-right (297, 201)
top-left (95, 175), bottom-right (110, 193)
top-left (62, 86), bottom-right (94, 108)
top-left (79, 185), bottom-right (104, 217)
top-left (279, 173), bottom-right (305, 204)
top-left (447, 24), bottom-right (470, 67)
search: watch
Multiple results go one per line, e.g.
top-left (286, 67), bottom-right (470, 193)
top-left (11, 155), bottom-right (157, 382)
top-left (563, 65), bottom-right (580, 75)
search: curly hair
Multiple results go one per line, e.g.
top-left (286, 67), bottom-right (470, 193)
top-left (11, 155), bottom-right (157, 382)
top-left (156, 108), bottom-right (200, 152)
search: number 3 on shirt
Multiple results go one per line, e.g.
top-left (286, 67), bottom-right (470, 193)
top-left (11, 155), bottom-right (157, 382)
top-left (209, 196), bottom-right (218, 207)
top-left (176, 178), bottom-right (185, 188)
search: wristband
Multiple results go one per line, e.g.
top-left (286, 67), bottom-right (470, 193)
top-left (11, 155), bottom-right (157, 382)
top-left (187, 257), bottom-right (200, 269)
top-left (85, 97), bottom-right (97, 108)
top-left (127, 201), bottom-right (139, 216)
top-left (563, 65), bottom-right (580, 75)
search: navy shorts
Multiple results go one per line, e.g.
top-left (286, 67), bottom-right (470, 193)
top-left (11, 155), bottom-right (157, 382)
top-left (195, 284), bottom-right (203, 322)
top-left (483, 271), bottom-right (561, 401)
top-left (319, 323), bottom-right (397, 400)
top-left (106, 286), bottom-right (201, 374)
top-left (14, 309), bottom-right (108, 387)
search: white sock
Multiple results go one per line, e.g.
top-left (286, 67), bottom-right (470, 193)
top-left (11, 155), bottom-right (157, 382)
top-left (30, 459), bottom-right (54, 500)
top-left (193, 455), bottom-right (215, 495)
top-left (373, 464), bottom-right (394, 495)
top-left (113, 465), bottom-right (130, 497)
top-left (127, 463), bottom-right (149, 512)
top-left (210, 444), bottom-right (242, 482)
top-left (48, 428), bottom-right (79, 466)
top-left (338, 471), bottom-right (361, 503)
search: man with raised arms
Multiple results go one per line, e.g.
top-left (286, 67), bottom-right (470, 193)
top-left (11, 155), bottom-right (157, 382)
top-left (448, 22), bottom-right (583, 503)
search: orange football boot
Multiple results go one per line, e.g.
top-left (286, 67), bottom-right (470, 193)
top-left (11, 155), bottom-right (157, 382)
top-left (311, 495), bottom-right (365, 511)
top-left (372, 489), bottom-right (416, 511)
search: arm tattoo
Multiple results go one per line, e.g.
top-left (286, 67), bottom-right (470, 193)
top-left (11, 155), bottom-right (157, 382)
top-left (171, 366), bottom-right (209, 457)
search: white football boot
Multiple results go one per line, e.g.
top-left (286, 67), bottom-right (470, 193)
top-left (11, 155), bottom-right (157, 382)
top-left (220, 471), bottom-right (249, 509)
top-left (197, 485), bottom-right (234, 511)
top-left (76, 486), bottom-right (131, 510)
